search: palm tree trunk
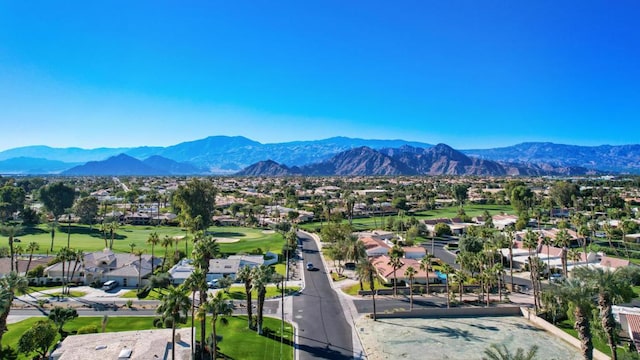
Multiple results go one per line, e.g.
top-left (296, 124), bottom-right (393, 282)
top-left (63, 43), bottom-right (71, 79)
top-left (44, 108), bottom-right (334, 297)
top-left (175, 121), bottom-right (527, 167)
top-left (409, 279), bottom-right (413, 310)
top-left (25, 252), bottom-right (34, 275)
top-left (372, 292), bottom-right (377, 321)
top-left (575, 305), bottom-right (594, 360)
top-left (246, 286), bottom-right (253, 329)
top-left (599, 295), bottom-right (617, 360)
top-left (393, 269), bottom-right (397, 297)
top-left (212, 318), bottom-right (218, 360)
top-left (257, 292), bottom-right (265, 335)
top-left (200, 291), bottom-right (207, 358)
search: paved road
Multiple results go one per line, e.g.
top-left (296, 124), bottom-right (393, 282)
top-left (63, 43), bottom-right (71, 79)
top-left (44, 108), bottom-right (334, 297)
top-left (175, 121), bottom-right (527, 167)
top-left (293, 231), bottom-right (353, 360)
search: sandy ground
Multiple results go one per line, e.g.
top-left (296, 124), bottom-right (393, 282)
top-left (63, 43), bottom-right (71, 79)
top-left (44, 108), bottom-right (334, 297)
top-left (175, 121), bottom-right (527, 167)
top-left (355, 316), bottom-right (581, 360)
top-left (215, 238), bottom-right (240, 243)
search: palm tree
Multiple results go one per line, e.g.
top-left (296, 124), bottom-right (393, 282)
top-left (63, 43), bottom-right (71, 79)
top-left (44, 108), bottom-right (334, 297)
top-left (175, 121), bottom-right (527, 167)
top-left (493, 263), bottom-right (505, 302)
top-left (0, 224), bottom-right (22, 272)
top-left (345, 235), bottom-right (366, 265)
top-left (541, 236), bottom-right (553, 280)
top-left (482, 344), bottom-right (539, 360)
top-left (107, 221), bottom-right (119, 250)
top-left (441, 263), bottom-right (454, 308)
top-left (201, 290), bottom-right (233, 360)
top-left (25, 241), bottom-right (39, 275)
top-left (554, 229), bottom-right (571, 277)
top-left (48, 221), bottom-right (57, 252)
top-left (147, 231), bottom-right (160, 262)
top-left (134, 249), bottom-right (144, 290)
top-left (0, 271), bottom-right (28, 346)
top-left (66, 249), bottom-right (84, 295)
top-left (552, 278), bottom-right (595, 360)
top-left (388, 246), bottom-right (404, 297)
top-left (13, 244), bottom-right (24, 274)
top-left (404, 266), bottom-right (417, 310)
top-left (573, 267), bottom-right (636, 360)
top-left (161, 235), bottom-right (173, 270)
top-left (252, 265), bottom-right (273, 335)
top-left (156, 285), bottom-right (191, 360)
top-left (183, 268), bottom-right (206, 358)
top-left (192, 235), bottom-right (220, 356)
top-left (523, 229), bottom-right (541, 310)
top-left (452, 269), bottom-right (468, 304)
top-left (236, 265), bottom-right (254, 329)
top-left (360, 257), bottom-right (378, 321)
top-left (420, 253), bottom-right (434, 296)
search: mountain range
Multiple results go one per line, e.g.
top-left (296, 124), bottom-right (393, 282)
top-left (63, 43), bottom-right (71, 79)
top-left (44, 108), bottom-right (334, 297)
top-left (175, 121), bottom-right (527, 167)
top-left (0, 135), bottom-right (637, 176)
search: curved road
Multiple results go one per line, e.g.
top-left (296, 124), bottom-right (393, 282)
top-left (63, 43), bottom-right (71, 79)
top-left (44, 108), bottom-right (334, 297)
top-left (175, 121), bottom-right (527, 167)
top-left (293, 231), bottom-right (354, 360)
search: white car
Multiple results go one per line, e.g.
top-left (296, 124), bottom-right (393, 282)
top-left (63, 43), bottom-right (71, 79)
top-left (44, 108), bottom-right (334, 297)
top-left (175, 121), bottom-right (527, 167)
top-left (306, 263), bottom-right (314, 271)
top-left (207, 279), bottom-right (220, 289)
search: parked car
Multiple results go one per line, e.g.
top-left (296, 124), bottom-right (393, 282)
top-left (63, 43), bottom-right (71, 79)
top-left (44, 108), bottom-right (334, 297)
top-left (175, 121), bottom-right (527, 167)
top-left (102, 280), bottom-right (118, 291)
top-left (207, 279), bottom-right (220, 289)
top-left (306, 263), bottom-right (314, 271)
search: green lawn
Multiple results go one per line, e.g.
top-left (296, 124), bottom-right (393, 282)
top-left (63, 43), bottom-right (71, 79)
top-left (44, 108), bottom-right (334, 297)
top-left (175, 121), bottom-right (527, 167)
top-left (222, 285), bottom-right (301, 300)
top-left (342, 278), bottom-right (390, 296)
top-left (120, 288), bottom-right (165, 300)
top-left (5, 315), bottom-right (293, 360)
top-left (4, 224), bottom-right (284, 256)
top-left (556, 320), bottom-right (626, 358)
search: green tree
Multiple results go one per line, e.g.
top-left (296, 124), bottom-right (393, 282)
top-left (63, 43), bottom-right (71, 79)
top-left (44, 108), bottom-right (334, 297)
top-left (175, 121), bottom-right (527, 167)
top-left (0, 271), bottom-right (28, 346)
top-left (201, 290), bottom-right (233, 360)
top-left (39, 182), bottom-right (76, 251)
top-left (573, 267), bottom-right (637, 360)
top-left (441, 263), bottom-right (454, 308)
top-left (452, 184), bottom-right (469, 207)
top-left (420, 254), bottom-right (435, 295)
top-left (549, 181), bottom-right (580, 209)
top-left (172, 179), bottom-right (216, 231)
top-left (73, 196), bottom-right (99, 228)
top-left (191, 234), bottom-right (220, 354)
top-left (252, 265), bottom-right (273, 335)
top-left (404, 266), bottom-right (417, 310)
top-left (236, 265), bottom-right (254, 329)
top-left (0, 185), bottom-right (25, 223)
top-left (434, 222), bottom-right (452, 237)
top-left (182, 267), bottom-right (206, 358)
top-left (47, 306), bottom-right (78, 336)
top-left (147, 231), bottom-right (160, 262)
top-left (156, 285), bottom-right (191, 360)
top-left (552, 278), bottom-right (595, 360)
top-left (17, 319), bottom-right (56, 359)
top-left (161, 235), bottom-right (173, 270)
top-left (24, 241), bottom-right (39, 275)
top-left (0, 225), bottom-right (22, 272)
top-left (388, 246), bottom-right (404, 297)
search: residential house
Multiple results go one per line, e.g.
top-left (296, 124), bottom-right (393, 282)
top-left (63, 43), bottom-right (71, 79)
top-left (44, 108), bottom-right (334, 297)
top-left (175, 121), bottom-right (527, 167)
top-left (371, 255), bottom-right (437, 285)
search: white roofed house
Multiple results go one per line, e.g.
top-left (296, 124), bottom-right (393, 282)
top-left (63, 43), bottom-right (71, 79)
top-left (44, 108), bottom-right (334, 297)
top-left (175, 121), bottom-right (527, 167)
top-left (45, 249), bottom-right (162, 288)
top-left (207, 255), bottom-right (265, 281)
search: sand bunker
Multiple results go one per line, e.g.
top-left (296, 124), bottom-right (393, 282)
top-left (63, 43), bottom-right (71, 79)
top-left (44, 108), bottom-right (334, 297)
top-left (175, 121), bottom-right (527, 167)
top-left (215, 238), bottom-right (240, 243)
top-left (262, 230), bottom-right (276, 234)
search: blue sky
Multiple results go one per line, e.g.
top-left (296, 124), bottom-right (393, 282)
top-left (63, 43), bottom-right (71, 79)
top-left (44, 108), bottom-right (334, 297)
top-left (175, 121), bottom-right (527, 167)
top-left (1, 1), bottom-right (639, 151)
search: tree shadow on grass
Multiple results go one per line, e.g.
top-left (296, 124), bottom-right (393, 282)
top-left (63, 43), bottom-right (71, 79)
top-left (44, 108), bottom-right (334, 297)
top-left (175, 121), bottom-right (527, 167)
top-left (208, 231), bottom-right (246, 238)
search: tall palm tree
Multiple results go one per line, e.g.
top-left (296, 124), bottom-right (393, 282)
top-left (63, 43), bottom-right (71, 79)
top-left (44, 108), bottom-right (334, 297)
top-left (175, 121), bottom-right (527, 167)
top-left (107, 221), bottom-right (119, 250)
top-left (404, 266), bottom-right (417, 310)
top-left (420, 254), bottom-right (434, 296)
top-left (359, 257), bottom-right (378, 321)
top-left (552, 278), bottom-right (595, 360)
top-left (441, 263), bottom-right (454, 308)
top-left (192, 235), bottom-right (220, 356)
top-left (0, 271), bottom-right (28, 346)
top-left (156, 285), bottom-right (191, 360)
top-left (48, 221), bottom-right (57, 253)
top-left (252, 265), bottom-right (273, 335)
top-left (201, 290), bottom-right (233, 360)
top-left (573, 267), bottom-right (636, 360)
top-left (134, 249), bottom-right (144, 290)
top-left (13, 244), bottom-right (24, 274)
top-left (0, 224), bottom-right (22, 272)
top-left (183, 268), bottom-right (206, 358)
top-left (523, 229), bottom-right (541, 310)
top-left (540, 236), bottom-right (553, 280)
top-left (452, 269), bottom-right (468, 304)
top-left (345, 235), bottom-right (366, 265)
top-left (161, 235), bottom-right (173, 270)
top-left (25, 241), bottom-right (39, 275)
top-left (388, 255), bottom-right (403, 297)
top-left (554, 229), bottom-right (571, 277)
top-left (66, 249), bottom-right (84, 295)
top-left (236, 265), bottom-right (254, 329)
top-left (147, 231), bottom-right (160, 262)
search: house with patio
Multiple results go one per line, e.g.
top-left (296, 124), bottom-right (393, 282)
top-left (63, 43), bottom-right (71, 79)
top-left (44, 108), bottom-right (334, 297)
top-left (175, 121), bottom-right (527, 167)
top-left (371, 255), bottom-right (437, 285)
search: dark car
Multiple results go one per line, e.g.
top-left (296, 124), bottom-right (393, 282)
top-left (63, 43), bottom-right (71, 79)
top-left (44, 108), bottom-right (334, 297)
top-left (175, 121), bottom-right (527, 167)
top-left (306, 263), bottom-right (314, 271)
